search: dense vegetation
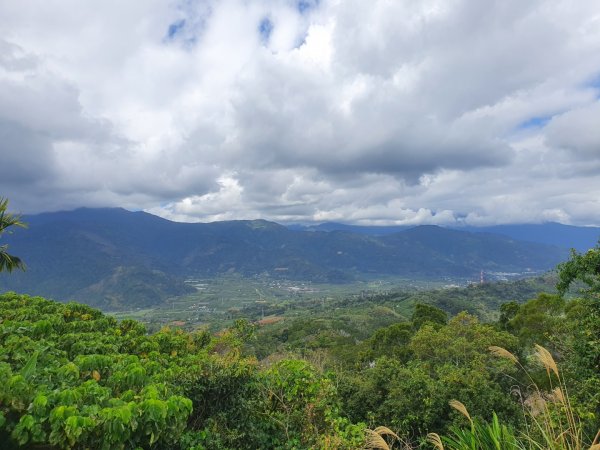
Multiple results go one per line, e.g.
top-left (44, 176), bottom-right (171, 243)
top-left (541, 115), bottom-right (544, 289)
top-left (1, 245), bottom-right (599, 448)
top-left (1, 199), bottom-right (598, 448)
top-left (0, 292), bottom-right (367, 449)
top-left (244, 275), bottom-right (556, 361)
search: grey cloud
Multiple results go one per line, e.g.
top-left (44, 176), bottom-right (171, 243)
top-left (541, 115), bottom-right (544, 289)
top-left (0, 121), bottom-right (56, 184)
top-left (544, 102), bottom-right (600, 159)
top-left (0, 34), bottom-right (220, 212)
top-left (0, 40), bottom-right (38, 72)
top-left (1, 0), bottom-right (600, 226)
top-left (228, 57), bottom-right (512, 180)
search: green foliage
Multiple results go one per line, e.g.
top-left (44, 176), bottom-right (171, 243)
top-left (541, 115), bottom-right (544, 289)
top-left (253, 305), bottom-right (404, 365)
top-left (0, 293), bottom-right (193, 449)
top-left (2, 246), bottom-right (600, 449)
top-left (412, 303), bottom-right (448, 330)
top-left (551, 249), bottom-right (600, 441)
top-left (0, 198), bottom-right (26, 273)
top-left (431, 342), bottom-right (599, 450)
top-left (259, 359), bottom-right (334, 447)
top-left (498, 301), bottom-right (519, 331)
top-left (404, 276), bottom-right (557, 319)
top-left (409, 312), bottom-right (518, 370)
top-left (0, 292), bottom-right (365, 449)
top-left (363, 322), bottom-right (414, 362)
top-left (556, 284), bottom-right (600, 440)
top-left (557, 245), bottom-right (600, 298)
top-left (429, 413), bottom-right (521, 450)
top-left (338, 312), bottom-right (521, 443)
top-left (503, 293), bottom-right (565, 347)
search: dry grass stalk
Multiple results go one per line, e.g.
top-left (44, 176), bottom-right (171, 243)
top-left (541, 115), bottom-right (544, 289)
top-left (449, 399), bottom-right (472, 424)
top-left (524, 391), bottom-right (547, 417)
top-left (589, 430), bottom-right (600, 450)
top-left (372, 426), bottom-right (400, 441)
top-left (441, 344), bottom-right (593, 450)
top-left (534, 344), bottom-right (559, 378)
top-left (488, 345), bottom-right (518, 364)
top-left (551, 387), bottom-right (566, 404)
top-left (364, 429), bottom-right (391, 450)
top-left (426, 432), bottom-right (444, 450)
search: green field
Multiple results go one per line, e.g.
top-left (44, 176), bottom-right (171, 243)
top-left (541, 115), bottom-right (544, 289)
top-left (108, 272), bottom-right (555, 336)
top-left (108, 274), bottom-right (456, 329)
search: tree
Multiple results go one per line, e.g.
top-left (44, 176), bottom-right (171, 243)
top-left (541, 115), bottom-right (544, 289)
top-left (498, 301), bottom-right (520, 331)
top-left (411, 303), bottom-right (448, 330)
top-left (506, 293), bottom-right (565, 347)
top-left (557, 244), bottom-right (600, 298)
top-left (556, 245), bottom-right (600, 436)
top-left (0, 197), bottom-right (26, 273)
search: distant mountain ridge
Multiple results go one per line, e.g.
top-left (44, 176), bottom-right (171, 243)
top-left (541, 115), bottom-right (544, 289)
top-left (456, 223), bottom-right (600, 252)
top-left (289, 221), bottom-right (600, 252)
top-left (0, 208), bottom-right (570, 309)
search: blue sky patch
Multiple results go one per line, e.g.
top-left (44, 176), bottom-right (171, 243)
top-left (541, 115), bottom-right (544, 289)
top-left (167, 19), bottom-right (186, 40)
top-left (518, 115), bottom-right (552, 130)
top-left (294, 34), bottom-right (307, 49)
top-left (259, 17), bottom-right (274, 43)
top-left (297, 0), bottom-right (319, 14)
top-left (587, 73), bottom-right (600, 99)
top-left (587, 73), bottom-right (600, 87)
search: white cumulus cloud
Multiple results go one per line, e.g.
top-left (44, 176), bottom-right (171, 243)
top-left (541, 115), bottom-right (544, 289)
top-left (1, 0), bottom-right (599, 225)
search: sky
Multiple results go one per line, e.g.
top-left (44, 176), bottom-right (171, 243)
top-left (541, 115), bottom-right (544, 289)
top-left (1, 0), bottom-right (600, 226)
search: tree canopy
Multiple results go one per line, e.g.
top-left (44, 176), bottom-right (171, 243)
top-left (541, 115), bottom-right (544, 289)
top-left (0, 197), bottom-right (26, 273)
top-left (557, 244), bottom-right (600, 298)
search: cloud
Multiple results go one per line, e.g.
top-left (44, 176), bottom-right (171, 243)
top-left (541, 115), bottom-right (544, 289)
top-left (1, 0), bottom-right (600, 225)
top-left (545, 102), bottom-right (600, 159)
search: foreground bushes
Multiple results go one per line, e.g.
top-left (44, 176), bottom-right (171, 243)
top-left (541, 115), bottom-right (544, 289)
top-left (0, 292), bottom-right (363, 449)
top-left (1, 258), bottom-right (599, 449)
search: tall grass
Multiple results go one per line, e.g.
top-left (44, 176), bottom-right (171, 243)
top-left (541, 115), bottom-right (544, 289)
top-left (426, 344), bottom-right (600, 450)
top-left (364, 426), bottom-right (418, 450)
top-left (427, 402), bottom-right (520, 450)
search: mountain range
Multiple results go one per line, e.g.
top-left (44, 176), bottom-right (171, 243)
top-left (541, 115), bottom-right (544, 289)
top-left (289, 222), bottom-right (600, 252)
top-left (0, 207), bottom-right (576, 309)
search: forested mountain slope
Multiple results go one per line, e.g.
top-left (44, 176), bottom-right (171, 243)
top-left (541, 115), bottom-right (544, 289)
top-left (290, 222), bottom-right (600, 252)
top-left (0, 208), bottom-right (569, 307)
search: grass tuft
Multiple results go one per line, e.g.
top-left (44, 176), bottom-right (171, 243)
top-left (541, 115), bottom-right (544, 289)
top-left (449, 399), bottom-right (472, 425)
top-left (488, 345), bottom-right (519, 364)
top-left (365, 429), bottom-right (392, 450)
top-left (534, 344), bottom-right (559, 378)
top-left (426, 432), bottom-right (444, 450)
top-left (373, 426), bottom-right (400, 441)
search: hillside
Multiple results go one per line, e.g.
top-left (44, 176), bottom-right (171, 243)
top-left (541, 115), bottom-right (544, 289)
top-left (290, 222), bottom-right (600, 252)
top-left (249, 275), bottom-right (558, 360)
top-left (0, 208), bottom-right (569, 307)
top-left (2, 273), bottom-right (598, 449)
